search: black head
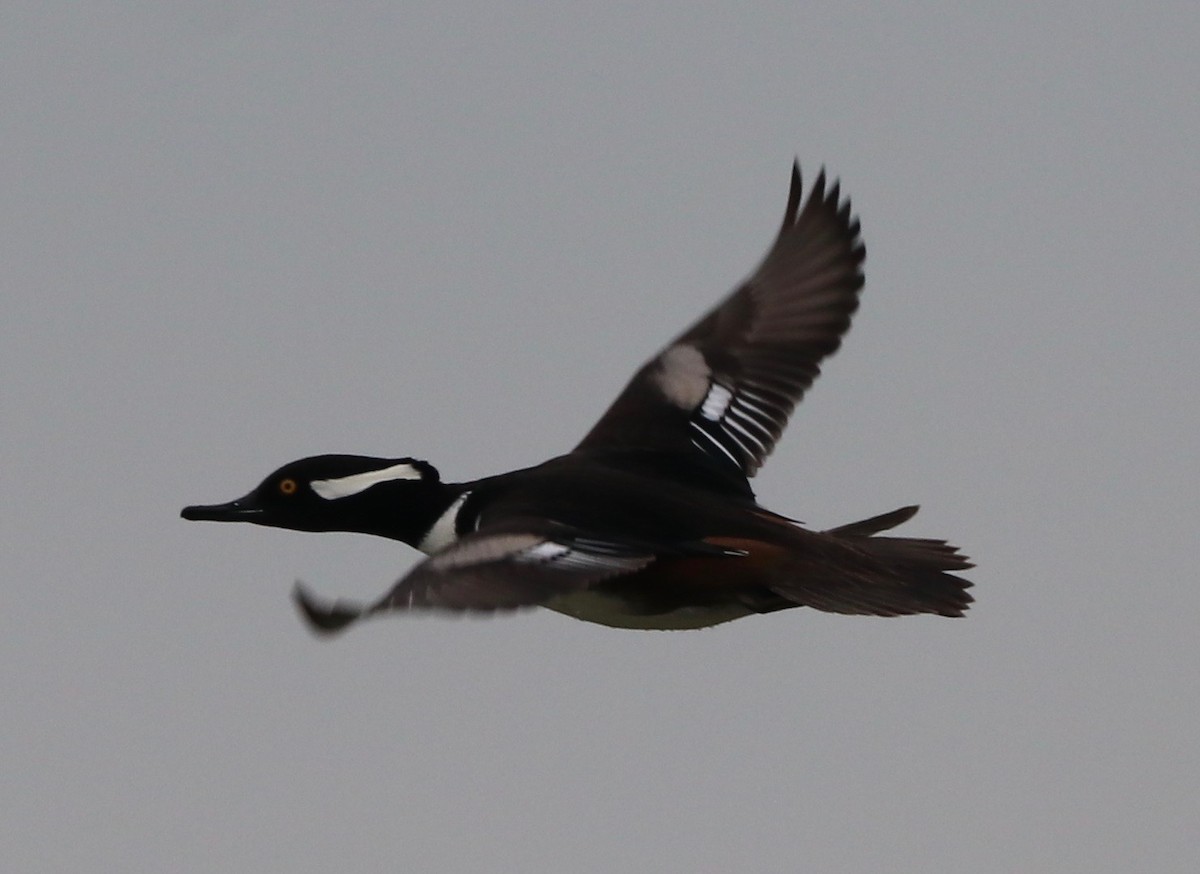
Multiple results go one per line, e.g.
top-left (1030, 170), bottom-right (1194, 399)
top-left (181, 454), bottom-right (446, 542)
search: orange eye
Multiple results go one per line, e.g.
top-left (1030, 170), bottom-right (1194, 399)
top-left (279, 478), bottom-right (298, 495)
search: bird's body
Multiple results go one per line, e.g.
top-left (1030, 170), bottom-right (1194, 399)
top-left (182, 164), bottom-right (973, 633)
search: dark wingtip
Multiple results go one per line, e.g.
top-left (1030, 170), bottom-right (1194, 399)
top-left (812, 166), bottom-right (828, 200)
top-left (292, 581), bottom-right (365, 636)
top-left (780, 159), bottom-right (803, 234)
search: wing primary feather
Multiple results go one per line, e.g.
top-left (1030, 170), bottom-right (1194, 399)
top-left (780, 160), bottom-right (803, 235)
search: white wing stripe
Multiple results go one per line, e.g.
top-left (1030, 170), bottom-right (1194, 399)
top-left (730, 394), bottom-right (779, 423)
top-left (690, 422), bottom-right (742, 466)
top-left (722, 416), bottom-right (769, 455)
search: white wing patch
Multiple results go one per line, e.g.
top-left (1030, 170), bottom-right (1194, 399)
top-left (523, 541), bottom-right (648, 573)
top-left (310, 462), bottom-right (425, 500)
top-left (683, 374), bottom-right (795, 474)
top-left (699, 382), bottom-right (733, 420)
top-left (651, 344), bottom-right (711, 410)
top-left (427, 533), bottom-right (543, 570)
top-left (427, 532), bottom-right (650, 575)
top-left (525, 542), bottom-right (570, 561)
top-left (646, 343), bottom-right (779, 474)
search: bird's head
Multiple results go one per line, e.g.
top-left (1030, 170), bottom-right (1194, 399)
top-left (181, 454), bottom-right (444, 542)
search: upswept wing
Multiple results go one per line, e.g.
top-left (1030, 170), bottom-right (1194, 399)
top-left (576, 164), bottom-right (865, 478)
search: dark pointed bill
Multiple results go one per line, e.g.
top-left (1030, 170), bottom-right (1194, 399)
top-left (180, 497), bottom-right (262, 522)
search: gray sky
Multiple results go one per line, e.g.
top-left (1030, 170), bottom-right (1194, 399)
top-left (4, 3), bottom-right (1197, 872)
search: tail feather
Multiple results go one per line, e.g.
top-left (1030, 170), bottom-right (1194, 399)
top-left (826, 504), bottom-right (919, 536)
top-left (766, 506), bottom-right (974, 618)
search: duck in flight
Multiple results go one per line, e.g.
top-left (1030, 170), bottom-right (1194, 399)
top-left (182, 164), bottom-right (973, 633)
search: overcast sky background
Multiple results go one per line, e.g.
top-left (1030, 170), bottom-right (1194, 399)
top-left (4, 4), bottom-right (1198, 872)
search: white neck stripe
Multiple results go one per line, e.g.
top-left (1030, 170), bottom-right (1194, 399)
top-left (311, 462), bottom-right (424, 500)
top-left (418, 492), bottom-right (470, 555)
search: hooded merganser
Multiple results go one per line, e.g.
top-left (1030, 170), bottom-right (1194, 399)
top-left (182, 164), bottom-right (973, 633)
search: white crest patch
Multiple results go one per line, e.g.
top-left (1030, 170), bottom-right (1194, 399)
top-left (651, 344), bottom-right (711, 410)
top-left (310, 462), bottom-right (424, 500)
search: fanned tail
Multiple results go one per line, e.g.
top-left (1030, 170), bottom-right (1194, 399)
top-left (767, 506), bottom-right (974, 618)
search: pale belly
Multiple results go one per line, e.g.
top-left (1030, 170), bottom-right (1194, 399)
top-left (544, 589), bottom-right (754, 630)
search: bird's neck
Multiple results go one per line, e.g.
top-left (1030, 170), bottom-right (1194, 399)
top-left (342, 480), bottom-right (468, 548)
